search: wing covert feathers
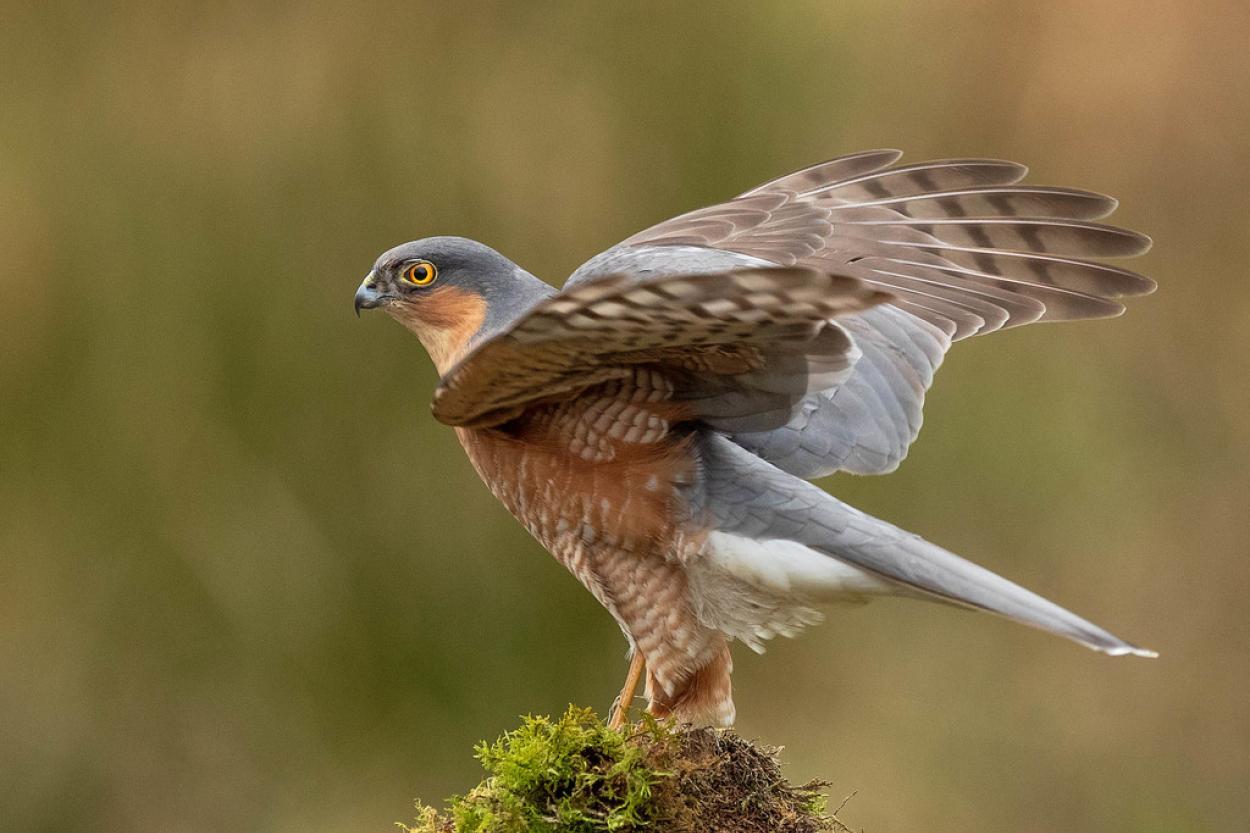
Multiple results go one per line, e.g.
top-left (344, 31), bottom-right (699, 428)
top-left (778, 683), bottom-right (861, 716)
top-left (433, 268), bottom-right (892, 427)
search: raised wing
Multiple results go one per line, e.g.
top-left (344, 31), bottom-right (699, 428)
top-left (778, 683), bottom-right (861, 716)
top-left (432, 268), bottom-right (890, 429)
top-left (567, 149), bottom-right (1155, 477)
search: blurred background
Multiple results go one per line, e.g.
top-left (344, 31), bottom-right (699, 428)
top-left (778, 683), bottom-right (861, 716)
top-left (3, 1), bottom-right (1247, 831)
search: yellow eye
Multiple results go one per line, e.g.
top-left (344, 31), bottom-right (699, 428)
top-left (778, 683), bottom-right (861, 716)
top-left (403, 260), bottom-right (437, 286)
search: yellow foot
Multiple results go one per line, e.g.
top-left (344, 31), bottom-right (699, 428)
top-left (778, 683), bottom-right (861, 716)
top-left (607, 651), bottom-right (645, 730)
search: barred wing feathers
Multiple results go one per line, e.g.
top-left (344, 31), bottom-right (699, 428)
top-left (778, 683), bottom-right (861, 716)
top-left (432, 268), bottom-right (891, 428)
top-left (568, 150), bottom-right (1155, 477)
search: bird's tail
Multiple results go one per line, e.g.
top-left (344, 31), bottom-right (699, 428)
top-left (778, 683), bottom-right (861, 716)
top-left (810, 501), bottom-right (1157, 657)
top-left (697, 434), bottom-right (1157, 658)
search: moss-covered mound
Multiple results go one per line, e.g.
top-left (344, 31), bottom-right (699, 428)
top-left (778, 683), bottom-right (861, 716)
top-left (403, 707), bottom-right (850, 833)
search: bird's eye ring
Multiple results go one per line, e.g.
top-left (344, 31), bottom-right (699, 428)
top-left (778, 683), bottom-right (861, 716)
top-left (403, 261), bottom-right (437, 286)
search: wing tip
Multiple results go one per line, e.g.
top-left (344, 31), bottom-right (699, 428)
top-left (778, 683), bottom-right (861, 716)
top-left (1096, 191), bottom-right (1121, 218)
top-left (1131, 270), bottom-right (1160, 297)
top-left (1111, 226), bottom-right (1154, 258)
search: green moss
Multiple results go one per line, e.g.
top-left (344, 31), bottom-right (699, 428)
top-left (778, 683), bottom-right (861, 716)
top-left (402, 707), bottom-right (849, 833)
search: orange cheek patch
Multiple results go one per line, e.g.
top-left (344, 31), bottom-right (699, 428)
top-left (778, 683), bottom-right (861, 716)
top-left (387, 286), bottom-right (487, 374)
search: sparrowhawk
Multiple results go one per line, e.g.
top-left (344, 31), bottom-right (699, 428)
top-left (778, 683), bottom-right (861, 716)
top-left (354, 149), bottom-right (1156, 727)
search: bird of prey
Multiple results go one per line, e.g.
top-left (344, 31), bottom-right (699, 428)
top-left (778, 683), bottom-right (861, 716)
top-left (354, 149), bottom-right (1157, 728)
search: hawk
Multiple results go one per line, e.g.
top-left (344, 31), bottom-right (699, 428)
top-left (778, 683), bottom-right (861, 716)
top-left (354, 149), bottom-right (1156, 728)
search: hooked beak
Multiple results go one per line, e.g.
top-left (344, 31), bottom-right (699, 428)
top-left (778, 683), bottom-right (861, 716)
top-left (354, 271), bottom-right (386, 317)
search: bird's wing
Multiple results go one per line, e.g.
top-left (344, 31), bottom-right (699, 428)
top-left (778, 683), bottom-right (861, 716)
top-left (565, 149), bottom-right (1155, 477)
top-left (431, 268), bottom-right (891, 428)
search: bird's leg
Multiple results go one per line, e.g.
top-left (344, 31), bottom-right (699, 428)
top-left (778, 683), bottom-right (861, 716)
top-left (607, 651), bottom-right (646, 731)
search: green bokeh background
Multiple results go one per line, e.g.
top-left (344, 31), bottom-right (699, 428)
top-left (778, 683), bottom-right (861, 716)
top-left (3, 2), bottom-right (1247, 831)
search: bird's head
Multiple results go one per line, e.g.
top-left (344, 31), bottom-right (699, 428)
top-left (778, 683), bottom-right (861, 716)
top-left (355, 236), bottom-right (554, 374)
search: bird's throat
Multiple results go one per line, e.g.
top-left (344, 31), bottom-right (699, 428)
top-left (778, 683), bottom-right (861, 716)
top-left (386, 286), bottom-right (487, 374)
